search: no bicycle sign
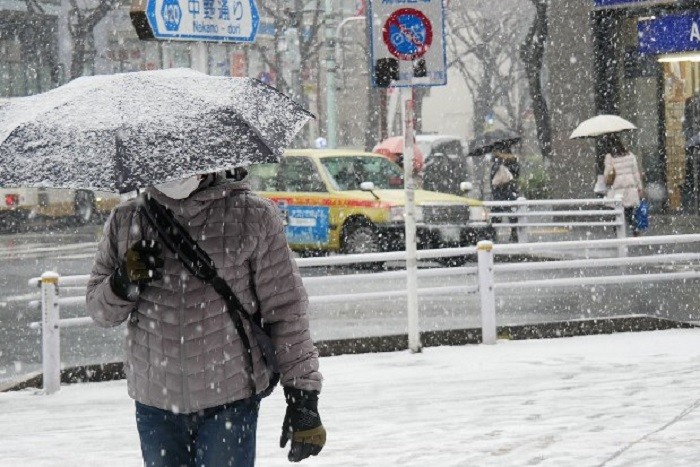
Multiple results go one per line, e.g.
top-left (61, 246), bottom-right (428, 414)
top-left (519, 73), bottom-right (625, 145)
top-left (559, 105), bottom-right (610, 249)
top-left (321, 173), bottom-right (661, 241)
top-left (383, 8), bottom-right (433, 60)
top-left (368, 0), bottom-right (446, 87)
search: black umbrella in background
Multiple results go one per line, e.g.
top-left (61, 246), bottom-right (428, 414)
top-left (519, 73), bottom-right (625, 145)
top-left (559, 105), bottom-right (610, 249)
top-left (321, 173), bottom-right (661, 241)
top-left (468, 129), bottom-right (521, 156)
top-left (0, 68), bottom-right (313, 193)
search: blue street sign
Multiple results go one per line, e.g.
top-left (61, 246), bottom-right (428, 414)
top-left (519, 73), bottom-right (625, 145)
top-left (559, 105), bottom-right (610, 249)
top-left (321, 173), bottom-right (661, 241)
top-left (383, 8), bottom-right (433, 61)
top-left (638, 13), bottom-right (700, 55)
top-left (145, 0), bottom-right (259, 43)
top-left (369, 0), bottom-right (447, 88)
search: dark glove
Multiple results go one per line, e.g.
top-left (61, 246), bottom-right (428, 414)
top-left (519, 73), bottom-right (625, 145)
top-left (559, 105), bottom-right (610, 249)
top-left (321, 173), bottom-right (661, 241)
top-left (110, 240), bottom-right (164, 301)
top-left (280, 387), bottom-right (326, 462)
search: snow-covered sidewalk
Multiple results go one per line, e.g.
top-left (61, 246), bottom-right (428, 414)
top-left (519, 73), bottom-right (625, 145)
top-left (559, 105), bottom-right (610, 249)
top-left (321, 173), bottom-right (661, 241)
top-left (1, 329), bottom-right (699, 466)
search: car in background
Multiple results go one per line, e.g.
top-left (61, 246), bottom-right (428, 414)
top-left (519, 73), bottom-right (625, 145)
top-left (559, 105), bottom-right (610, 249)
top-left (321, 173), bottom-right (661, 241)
top-left (417, 134), bottom-right (474, 196)
top-left (416, 134), bottom-right (494, 200)
top-left (0, 187), bottom-right (121, 226)
top-left (247, 149), bottom-right (495, 259)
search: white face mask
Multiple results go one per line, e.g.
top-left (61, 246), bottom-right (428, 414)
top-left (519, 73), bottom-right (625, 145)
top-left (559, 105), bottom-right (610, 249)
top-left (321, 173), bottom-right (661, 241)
top-left (154, 176), bottom-right (200, 199)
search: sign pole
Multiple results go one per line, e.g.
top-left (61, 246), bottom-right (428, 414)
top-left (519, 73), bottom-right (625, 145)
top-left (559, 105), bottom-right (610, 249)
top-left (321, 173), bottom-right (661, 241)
top-left (324, 0), bottom-right (337, 148)
top-left (402, 86), bottom-right (421, 353)
top-left (368, 0), bottom-right (446, 355)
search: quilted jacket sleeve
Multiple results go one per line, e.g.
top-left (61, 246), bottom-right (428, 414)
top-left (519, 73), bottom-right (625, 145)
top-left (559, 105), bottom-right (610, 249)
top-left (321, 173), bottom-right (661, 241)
top-left (252, 201), bottom-right (322, 392)
top-left (86, 208), bottom-right (137, 328)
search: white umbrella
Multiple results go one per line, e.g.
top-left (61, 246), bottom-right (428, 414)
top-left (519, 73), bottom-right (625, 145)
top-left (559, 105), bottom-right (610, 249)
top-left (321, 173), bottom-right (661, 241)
top-left (569, 114), bottom-right (637, 139)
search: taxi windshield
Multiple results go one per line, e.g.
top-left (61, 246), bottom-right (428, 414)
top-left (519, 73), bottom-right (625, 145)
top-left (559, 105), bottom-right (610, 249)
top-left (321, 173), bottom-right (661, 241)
top-left (321, 156), bottom-right (404, 191)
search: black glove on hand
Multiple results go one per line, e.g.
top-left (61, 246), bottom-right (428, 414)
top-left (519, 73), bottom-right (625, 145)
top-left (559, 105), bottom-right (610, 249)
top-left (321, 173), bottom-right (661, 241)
top-left (280, 387), bottom-right (326, 462)
top-left (110, 240), bottom-right (164, 301)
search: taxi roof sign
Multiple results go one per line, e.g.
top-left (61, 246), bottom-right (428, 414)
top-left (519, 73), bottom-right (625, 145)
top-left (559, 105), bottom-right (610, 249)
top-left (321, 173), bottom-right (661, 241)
top-left (368, 0), bottom-right (447, 88)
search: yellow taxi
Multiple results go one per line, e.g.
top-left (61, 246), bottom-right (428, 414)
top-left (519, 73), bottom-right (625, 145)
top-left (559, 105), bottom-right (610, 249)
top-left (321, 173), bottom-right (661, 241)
top-left (247, 149), bottom-right (495, 256)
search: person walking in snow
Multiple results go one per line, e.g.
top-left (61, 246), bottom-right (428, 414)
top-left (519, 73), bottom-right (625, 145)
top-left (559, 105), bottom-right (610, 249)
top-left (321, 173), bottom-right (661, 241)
top-left (490, 145), bottom-right (521, 243)
top-left (602, 134), bottom-right (644, 236)
top-left (86, 171), bottom-right (325, 466)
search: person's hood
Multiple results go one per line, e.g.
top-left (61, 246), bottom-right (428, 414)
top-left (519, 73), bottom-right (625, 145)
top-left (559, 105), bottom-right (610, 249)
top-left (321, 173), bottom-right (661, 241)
top-left (144, 175), bottom-right (250, 219)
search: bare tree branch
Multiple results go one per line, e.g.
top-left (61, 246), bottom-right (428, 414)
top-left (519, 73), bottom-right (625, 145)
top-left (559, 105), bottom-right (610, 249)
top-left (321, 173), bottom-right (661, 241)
top-left (447, 1), bottom-right (530, 137)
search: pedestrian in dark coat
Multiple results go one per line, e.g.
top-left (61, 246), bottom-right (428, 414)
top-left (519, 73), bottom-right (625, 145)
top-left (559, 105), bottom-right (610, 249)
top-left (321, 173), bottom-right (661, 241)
top-left (490, 145), bottom-right (521, 242)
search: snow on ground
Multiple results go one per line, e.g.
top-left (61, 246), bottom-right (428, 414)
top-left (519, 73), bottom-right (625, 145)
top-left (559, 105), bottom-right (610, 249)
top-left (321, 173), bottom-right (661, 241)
top-left (1, 329), bottom-right (699, 466)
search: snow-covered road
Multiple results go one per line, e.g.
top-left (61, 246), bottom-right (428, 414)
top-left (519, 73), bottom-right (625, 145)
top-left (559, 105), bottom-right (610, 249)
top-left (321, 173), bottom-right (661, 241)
top-left (1, 329), bottom-right (699, 466)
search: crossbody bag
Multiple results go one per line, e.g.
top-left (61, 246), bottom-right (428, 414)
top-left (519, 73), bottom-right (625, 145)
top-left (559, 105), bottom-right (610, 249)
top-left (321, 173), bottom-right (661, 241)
top-left (139, 193), bottom-right (280, 398)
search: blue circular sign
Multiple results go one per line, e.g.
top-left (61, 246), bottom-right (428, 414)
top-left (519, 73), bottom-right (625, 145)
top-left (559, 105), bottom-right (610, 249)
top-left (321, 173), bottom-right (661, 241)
top-left (383, 8), bottom-right (433, 61)
top-left (160, 0), bottom-right (182, 32)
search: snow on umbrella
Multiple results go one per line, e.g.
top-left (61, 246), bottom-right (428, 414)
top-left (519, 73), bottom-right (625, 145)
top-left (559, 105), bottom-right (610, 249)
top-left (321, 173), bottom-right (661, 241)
top-left (569, 114), bottom-right (636, 139)
top-left (372, 136), bottom-right (424, 172)
top-left (0, 68), bottom-right (313, 193)
top-left (468, 129), bottom-right (521, 156)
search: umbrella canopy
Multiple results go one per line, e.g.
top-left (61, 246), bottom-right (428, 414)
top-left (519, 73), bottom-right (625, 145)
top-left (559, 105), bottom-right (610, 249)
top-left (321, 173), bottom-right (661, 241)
top-left (372, 136), bottom-right (424, 172)
top-left (569, 114), bottom-right (636, 139)
top-left (468, 129), bottom-right (521, 157)
top-left (0, 68), bottom-right (313, 193)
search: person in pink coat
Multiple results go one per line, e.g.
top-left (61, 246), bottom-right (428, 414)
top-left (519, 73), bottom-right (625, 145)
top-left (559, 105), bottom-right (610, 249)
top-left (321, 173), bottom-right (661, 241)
top-left (602, 134), bottom-right (644, 235)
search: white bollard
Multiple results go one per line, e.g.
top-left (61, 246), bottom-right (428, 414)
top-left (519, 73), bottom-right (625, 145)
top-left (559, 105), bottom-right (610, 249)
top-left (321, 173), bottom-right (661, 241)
top-left (41, 271), bottom-right (61, 394)
top-left (477, 241), bottom-right (497, 345)
top-left (516, 196), bottom-right (529, 243)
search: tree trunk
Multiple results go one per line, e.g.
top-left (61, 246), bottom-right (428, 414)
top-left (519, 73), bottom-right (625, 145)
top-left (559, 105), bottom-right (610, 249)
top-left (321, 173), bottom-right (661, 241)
top-left (520, 0), bottom-right (552, 160)
top-left (68, 0), bottom-right (118, 80)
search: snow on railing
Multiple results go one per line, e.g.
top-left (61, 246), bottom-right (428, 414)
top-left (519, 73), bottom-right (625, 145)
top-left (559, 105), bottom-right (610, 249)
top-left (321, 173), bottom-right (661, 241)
top-left (28, 233), bottom-right (700, 394)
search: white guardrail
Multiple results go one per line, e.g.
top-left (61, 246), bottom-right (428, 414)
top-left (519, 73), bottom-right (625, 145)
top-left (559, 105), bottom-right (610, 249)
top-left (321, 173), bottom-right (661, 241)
top-left (485, 196), bottom-right (627, 256)
top-left (27, 233), bottom-right (700, 395)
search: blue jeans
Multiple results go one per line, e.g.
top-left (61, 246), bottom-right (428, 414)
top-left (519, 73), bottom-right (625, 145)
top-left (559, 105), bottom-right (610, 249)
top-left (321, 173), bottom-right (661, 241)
top-left (135, 397), bottom-right (260, 467)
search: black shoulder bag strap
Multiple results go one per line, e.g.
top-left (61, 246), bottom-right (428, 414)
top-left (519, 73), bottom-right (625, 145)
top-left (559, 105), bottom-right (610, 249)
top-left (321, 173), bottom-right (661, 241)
top-left (138, 193), bottom-right (280, 397)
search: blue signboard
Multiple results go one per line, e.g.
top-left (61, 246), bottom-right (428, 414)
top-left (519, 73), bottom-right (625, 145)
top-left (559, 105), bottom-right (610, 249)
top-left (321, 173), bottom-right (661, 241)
top-left (284, 206), bottom-right (330, 245)
top-left (639, 13), bottom-right (700, 55)
top-left (145, 0), bottom-right (259, 43)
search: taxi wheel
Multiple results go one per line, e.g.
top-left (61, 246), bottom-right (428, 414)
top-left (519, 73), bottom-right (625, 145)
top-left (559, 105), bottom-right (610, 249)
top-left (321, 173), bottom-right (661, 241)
top-left (341, 219), bottom-right (383, 269)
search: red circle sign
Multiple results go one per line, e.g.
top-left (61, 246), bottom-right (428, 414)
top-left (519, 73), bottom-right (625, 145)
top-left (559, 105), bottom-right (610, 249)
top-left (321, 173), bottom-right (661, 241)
top-left (382, 8), bottom-right (433, 61)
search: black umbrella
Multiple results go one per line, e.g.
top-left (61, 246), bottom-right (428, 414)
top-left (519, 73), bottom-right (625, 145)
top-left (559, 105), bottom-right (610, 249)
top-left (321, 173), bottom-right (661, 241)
top-left (468, 129), bottom-right (521, 156)
top-left (0, 68), bottom-right (313, 193)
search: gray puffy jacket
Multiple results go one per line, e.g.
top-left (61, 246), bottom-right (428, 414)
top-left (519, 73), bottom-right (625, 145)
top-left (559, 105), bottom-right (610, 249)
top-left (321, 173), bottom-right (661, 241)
top-left (86, 178), bottom-right (321, 413)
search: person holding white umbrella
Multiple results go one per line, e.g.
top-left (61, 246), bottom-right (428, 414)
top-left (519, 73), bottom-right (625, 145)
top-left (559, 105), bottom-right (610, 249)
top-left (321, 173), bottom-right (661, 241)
top-left (569, 114), bottom-right (637, 202)
top-left (600, 133), bottom-right (645, 235)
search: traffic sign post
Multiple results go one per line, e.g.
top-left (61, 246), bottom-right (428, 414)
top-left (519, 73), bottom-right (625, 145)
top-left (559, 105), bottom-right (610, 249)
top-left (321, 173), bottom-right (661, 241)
top-left (368, 0), bottom-right (447, 88)
top-left (367, 0), bottom-right (447, 354)
top-left (130, 0), bottom-right (260, 43)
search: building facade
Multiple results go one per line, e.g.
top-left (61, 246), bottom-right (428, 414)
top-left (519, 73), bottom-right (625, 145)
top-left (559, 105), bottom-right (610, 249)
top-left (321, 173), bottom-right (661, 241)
top-left (547, 0), bottom-right (700, 212)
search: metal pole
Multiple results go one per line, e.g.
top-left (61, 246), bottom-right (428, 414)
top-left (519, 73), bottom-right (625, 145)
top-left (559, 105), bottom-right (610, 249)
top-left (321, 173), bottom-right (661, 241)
top-left (331, 15), bottom-right (365, 149)
top-left (402, 87), bottom-right (421, 353)
top-left (325, 0), bottom-right (338, 148)
top-left (41, 271), bottom-right (61, 394)
top-left (477, 241), bottom-right (497, 345)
